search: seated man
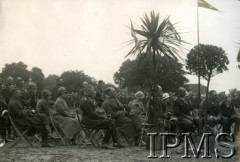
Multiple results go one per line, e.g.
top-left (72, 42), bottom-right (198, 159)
top-left (102, 87), bottom-right (138, 141)
top-left (36, 90), bottom-right (52, 117)
top-left (8, 88), bottom-right (54, 147)
top-left (52, 87), bottom-right (81, 145)
top-left (220, 95), bottom-right (240, 138)
top-left (200, 90), bottom-right (228, 134)
top-left (173, 87), bottom-right (199, 133)
top-left (80, 84), bottom-right (123, 149)
top-left (36, 89), bottom-right (57, 138)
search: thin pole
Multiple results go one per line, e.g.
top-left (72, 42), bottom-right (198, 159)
top-left (197, 0), bottom-right (201, 106)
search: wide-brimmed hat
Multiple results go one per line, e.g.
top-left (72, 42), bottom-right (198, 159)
top-left (57, 87), bottom-right (68, 95)
top-left (135, 91), bottom-right (145, 99)
top-left (163, 93), bottom-right (170, 100)
top-left (41, 89), bottom-right (51, 98)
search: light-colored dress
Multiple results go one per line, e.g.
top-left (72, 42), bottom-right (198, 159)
top-left (128, 99), bottom-right (144, 131)
top-left (52, 96), bottom-right (81, 138)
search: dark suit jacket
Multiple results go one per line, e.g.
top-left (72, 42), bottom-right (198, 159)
top-left (8, 97), bottom-right (29, 126)
top-left (102, 97), bottom-right (125, 119)
top-left (173, 97), bottom-right (192, 119)
top-left (36, 99), bottom-right (51, 116)
top-left (80, 96), bottom-right (106, 128)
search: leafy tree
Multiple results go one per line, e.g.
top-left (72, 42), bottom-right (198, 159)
top-left (60, 70), bottom-right (97, 92)
top-left (126, 11), bottom-right (186, 131)
top-left (114, 55), bottom-right (188, 92)
top-left (186, 44), bottom-right (229, 131)
top-left (0, 61), bottom-right (30, 82)
top-left (42, 74), bottom-right (59, 91)
top-left (30, 67), bottom-right (45, 89)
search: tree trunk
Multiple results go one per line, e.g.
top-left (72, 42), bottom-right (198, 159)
top-left (203, 77), bottom-right (211, 132)
top-left (152, 49), bottom-right (159, 132)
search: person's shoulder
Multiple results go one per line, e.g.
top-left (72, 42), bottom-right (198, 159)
top-left (9, 98), bottom-right (20, 106)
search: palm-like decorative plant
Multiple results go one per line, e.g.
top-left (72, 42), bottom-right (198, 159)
top-left (126, 11), bottom-right (186, 131)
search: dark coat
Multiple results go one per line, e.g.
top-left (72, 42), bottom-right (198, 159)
top-left (200, 99), bottom-right (220, 117)
top-left (0, 93), bottom-right (7, 114)
top-left (173, 97), bottom-right (192, 119)
top-left (2, 86), bottom-right (12, 104)
top-left (36, 99), bottom-right (51, 116)
top-left (146, 98), bottom-right (165, 124)
top-left (102, 97), bottom-right (125, 119)
top-left (8, 97), bottom-right (30, 127)
top-left (80, 96), bottom-right (106, 128)
top-left (220, 102), bottom-right (236, 118)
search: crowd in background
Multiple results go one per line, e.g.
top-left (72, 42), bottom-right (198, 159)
top-left (0, 76), bottom-right (240, 149)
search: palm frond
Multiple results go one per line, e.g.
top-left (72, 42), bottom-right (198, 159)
top-left (125, 11), bottom-right (186, 64)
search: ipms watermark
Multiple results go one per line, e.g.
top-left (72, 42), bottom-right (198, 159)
top-left (147, 133), bottom-right (236, 159)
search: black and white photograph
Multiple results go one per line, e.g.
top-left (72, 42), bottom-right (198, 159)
top-left (0, 0), bottom-right (240, 161)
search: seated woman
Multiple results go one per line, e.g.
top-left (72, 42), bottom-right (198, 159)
top-left (52, 87), bottom-right (81, 145)
top-left (80, 84), bottom-right (124, 149)
top-left (128, 91), bottom-right (145, 132)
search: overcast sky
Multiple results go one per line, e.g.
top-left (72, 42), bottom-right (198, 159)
top-left (0, 0), bottom-right (239, 93)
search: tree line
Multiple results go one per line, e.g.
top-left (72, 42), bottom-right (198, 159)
top-left (0, 62), bottom-right (114, 92)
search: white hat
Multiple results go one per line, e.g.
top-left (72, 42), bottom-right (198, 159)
top-left (135, 91), bottom-right (145, 99)
top-left (163, 93), bottom-right (170, 100)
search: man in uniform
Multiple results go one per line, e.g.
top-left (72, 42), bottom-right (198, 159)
top-left (8, 88), bottom-right (54, 147)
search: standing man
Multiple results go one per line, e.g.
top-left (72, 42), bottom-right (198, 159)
top-left (52, 77), bottom-right (64, 101)
top-left (95, 80), bottom-right (105, 107)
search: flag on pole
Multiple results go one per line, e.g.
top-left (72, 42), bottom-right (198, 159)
top-left (198, 0), bottom-right (220, 12)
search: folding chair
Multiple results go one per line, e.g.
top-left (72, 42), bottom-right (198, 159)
top-left (76, 108), bottom-right (101, 148)
top-left (49, 114), bottom-right (67, 146)
top-left (138, 114), bottom-right (154, 147)
top-left (115, 123), bottom-right (132, 145)
top-left (4, 113), bottom-right (35, 149)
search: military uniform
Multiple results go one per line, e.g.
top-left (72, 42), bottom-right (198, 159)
top-left (173, 97), bottom-right (199, 132)
top-left (8, 96), bottom-right (48, 143)
top-left (80, 96), bottom-right (119, 144)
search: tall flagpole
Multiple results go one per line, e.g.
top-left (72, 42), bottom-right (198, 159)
top-left (197, 0), bottom-right (201, 107)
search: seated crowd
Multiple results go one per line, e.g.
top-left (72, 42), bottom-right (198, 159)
top-left (0, 76), bottom-right (239, 149)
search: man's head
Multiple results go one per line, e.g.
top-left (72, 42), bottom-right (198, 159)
top-left (105, 87), bottom-right (117, 97)
top-left (135, 91), bottom-right (145, 100)
top-left (56, 78), bottom-right (63, 86)
top-left (57, 87), bottom-right (68, 98)
top-left (83, 81), bottom-right (88, 88)
top-left (84, 84), bottom-right (96, 98)
top-left (6, 76), bottom-right (14, 86)
top-left (41, 89), bottom-right (51, 101)
top-left (226, 95), bottom-right (232, 103)
top-left (178, 87), bottom-right (187, 98)
top-left (209, 90), bottom-right (218, 101)
top-left (98, 80), bottom-right (104, 86)
top-left (16, 77), bottom-right (24, 87)
top-left (11, 88), bottom-right (22, 99)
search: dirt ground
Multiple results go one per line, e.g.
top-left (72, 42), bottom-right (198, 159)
top-left (0, 141), bottom-right (239, 162)
top-left (0, 108), bottom-right (239, 162)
